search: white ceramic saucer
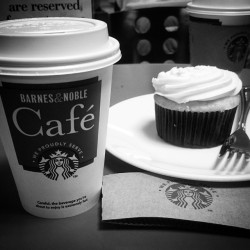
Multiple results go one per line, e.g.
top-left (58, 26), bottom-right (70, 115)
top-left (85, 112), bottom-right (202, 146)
top-left (106, 94), bottom-right (250, 182)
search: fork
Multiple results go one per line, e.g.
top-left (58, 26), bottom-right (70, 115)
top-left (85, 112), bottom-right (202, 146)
top-left (219, 87), bottom-right (250, 159)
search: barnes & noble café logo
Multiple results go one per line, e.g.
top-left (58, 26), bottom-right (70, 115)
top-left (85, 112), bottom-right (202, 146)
top-left (0, 78), bottom-right (101, 181)
top-left (159, 182), bottom-right (215, 210)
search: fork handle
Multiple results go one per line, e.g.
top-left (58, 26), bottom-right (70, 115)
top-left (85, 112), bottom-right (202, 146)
top-left (239, 87), bottom-right (250, 130)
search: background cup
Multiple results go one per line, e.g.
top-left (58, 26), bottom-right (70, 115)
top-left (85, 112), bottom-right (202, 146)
top-left (187, 0), bottom-right (250, 72)
top-left (0, 17), bottom-right (121, 218)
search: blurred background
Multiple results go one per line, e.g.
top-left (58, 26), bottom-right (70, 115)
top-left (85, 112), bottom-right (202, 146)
top-left (0, 0), bottom-right (249, 67)
top-left (93, 0), bottom-right (250, 67)
top-left (93, 0), bottom-right (190, 64)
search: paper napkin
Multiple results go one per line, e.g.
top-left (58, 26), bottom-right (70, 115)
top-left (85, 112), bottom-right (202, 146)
top-left (102, 172), bottom-right (250, 230)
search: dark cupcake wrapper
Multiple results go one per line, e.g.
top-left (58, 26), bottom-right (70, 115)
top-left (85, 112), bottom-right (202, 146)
top-left (155, 103), bottom-right (237, 148)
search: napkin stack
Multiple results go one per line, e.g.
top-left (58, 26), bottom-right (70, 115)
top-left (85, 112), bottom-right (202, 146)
top-left (102, 172), bottom-right (250, 230)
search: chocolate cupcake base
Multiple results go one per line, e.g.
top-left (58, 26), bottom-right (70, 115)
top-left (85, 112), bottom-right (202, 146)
top-left (155, 103), bottom-right (237, 148)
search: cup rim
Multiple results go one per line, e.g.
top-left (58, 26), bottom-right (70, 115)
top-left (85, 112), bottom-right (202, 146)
top-left (187, 2), bottom-right (250, 16)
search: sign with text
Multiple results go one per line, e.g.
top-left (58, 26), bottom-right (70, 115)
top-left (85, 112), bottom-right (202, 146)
top-left (0, 0), bottom-right (92, 20)
top-left (0, 77), bottom-right (101, 173)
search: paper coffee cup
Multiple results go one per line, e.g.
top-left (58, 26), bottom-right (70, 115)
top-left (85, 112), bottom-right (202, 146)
top-left (0, 17), bottom-right (121, 218)
top-left (187, 0), bottom-right (250, 72)
top-left (187, 0), bottom-right (250, 25)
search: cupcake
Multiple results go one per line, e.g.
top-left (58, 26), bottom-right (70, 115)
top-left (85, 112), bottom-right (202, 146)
top-left (152, 66), bottom-right (242, 148)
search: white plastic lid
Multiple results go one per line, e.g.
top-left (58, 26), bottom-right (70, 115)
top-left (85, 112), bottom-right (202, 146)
top-left (190, 0), bottom-right (250, 10)
top-left (0, 17), bottom-right (121, 76)
top-left (187, 0), bottom-right (250, 25)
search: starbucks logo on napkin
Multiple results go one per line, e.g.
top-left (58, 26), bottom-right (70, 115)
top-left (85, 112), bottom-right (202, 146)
top-left (163, 183), bottom-right (213, 210)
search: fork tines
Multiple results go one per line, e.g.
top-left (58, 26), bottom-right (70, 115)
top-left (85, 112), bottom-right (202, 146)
top-left (219, 129), bottom-right (250, 159)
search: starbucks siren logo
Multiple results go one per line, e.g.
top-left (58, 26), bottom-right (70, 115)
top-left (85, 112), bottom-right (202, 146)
top-left (227, 36), bottom-right (249, 63)
top-left (39, 149), bottom-right (79, 180)
top-left (165, 184), bottom-right (213, 209)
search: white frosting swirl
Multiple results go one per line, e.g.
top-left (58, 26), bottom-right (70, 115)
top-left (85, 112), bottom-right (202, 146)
top-left (152, 66), bottom-right (242, 104)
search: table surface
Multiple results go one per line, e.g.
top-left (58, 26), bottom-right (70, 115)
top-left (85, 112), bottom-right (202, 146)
top-left (1, 64), bottom-right (250, 250)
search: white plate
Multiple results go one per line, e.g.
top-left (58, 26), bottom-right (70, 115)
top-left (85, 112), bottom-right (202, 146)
top-left (106, 94), bottom-right (250, 182)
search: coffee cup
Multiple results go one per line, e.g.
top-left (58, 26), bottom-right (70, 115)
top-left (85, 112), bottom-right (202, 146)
top-left (0, 17), bottom-right (121, 218)
top-left (187, 0), bottom-right (250, 72)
